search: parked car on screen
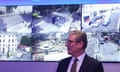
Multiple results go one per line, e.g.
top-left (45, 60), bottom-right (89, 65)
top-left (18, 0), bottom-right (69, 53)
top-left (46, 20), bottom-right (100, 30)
top-left (90, 19), bottom-right (102, 27)
top-left (102, 15), bottom-right (111, 26)
top-left (89, 16), bottom-right (103, 28)
top-left (89, 16), bottom-right (103, 25)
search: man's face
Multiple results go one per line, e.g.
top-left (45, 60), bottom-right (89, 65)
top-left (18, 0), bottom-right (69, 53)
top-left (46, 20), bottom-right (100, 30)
top-left (65, 34), bottom-right (84, 57)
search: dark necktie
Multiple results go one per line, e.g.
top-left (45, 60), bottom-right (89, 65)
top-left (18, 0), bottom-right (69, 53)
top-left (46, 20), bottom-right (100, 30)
top-left (70, 58), bottom-right (78, 72)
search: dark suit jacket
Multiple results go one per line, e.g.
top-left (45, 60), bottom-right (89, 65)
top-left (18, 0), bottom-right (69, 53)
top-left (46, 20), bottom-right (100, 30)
top-left (56, 55), bottom-right (104, 72)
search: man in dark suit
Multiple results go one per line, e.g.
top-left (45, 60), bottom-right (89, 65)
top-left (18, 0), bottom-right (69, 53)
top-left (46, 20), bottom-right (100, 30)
top-left (56, 30), bottom-right (104, 72)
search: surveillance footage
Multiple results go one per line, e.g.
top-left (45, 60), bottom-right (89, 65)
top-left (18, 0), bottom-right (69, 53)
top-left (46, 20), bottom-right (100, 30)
top-left (0, 4), bottom-right (120, 62)
top-left (82, 4), bottom-right (120, 62)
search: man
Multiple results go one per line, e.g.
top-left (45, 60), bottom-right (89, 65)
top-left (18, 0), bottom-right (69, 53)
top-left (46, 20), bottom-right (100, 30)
top-left (56, 30), bottom-right (104, 72)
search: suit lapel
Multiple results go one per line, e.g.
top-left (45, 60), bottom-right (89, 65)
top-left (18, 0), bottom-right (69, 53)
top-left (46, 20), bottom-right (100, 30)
top-left (79, 55), bottom-right (89, 72)
top-left (63, 57), bottom-right (72, 72)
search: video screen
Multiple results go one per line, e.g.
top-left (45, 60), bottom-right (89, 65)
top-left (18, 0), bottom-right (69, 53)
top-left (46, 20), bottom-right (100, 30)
top-left (32, 5), bottom-right (82, 61)
top-left (0, 4), bottom-right (120, 62)
top-left (0, 5), bottom-right (82, 61)
top-left (0, 6), bottom-right (33, 61)
top-left (82, 4), bottom-right (120, 62)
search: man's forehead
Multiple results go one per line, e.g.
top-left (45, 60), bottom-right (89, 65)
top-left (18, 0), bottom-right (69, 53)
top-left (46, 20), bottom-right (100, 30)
top-left (68, 34), bottom-right (77, 39)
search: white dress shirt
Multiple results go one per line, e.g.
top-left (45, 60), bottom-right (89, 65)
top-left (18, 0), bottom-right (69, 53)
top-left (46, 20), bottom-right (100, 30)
top-left (67, 53), bottom-right (86, 72)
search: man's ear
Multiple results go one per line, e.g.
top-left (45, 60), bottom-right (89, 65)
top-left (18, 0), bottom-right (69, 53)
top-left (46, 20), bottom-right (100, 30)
top-left (78, 41), bottom-right (84, 47)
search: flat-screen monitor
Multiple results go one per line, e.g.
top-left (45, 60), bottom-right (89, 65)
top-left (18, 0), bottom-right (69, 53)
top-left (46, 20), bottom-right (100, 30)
top-left (0, 3), bottom-right (120, 62)
top-left (82, 4), bottom-right (120, 62)
top-left (0, 5), bottom-right (82, 61)
top-left (0, 5), bottom-right (33, 61)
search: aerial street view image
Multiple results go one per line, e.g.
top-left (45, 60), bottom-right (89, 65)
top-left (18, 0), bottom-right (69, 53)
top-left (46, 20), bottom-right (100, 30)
top-left (32, 5), bottom-right (82, 61)
top-left (0, 6), bottom-right (33, 61)
top-left (82, 4), bottom-right (120, 62)
top-left (0, 5), bottom-right (82, 61)
top-left (0, 4), bottom-right (120, 62)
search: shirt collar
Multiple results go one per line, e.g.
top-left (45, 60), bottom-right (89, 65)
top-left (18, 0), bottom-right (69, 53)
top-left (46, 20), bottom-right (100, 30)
top-left (72, 52), bottom-right (86, 62)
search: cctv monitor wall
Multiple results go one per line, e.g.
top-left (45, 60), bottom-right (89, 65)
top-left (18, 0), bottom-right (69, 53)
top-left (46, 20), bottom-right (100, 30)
top-left (0, 3), bottom-right (120, 62)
